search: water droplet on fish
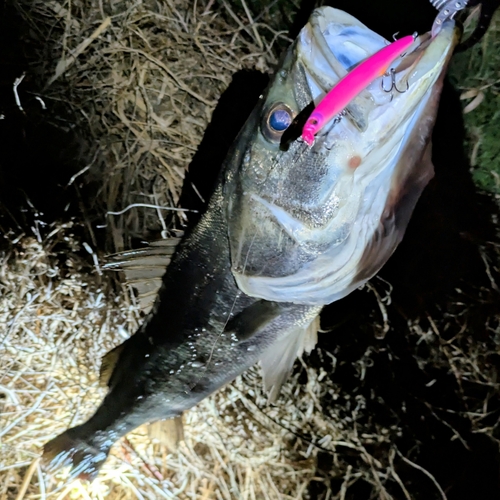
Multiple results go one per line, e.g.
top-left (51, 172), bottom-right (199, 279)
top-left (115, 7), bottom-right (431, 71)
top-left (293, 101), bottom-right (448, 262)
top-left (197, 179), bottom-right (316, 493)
top-left (137, 395), bottom-right (143, 400)
top-left (180, 365), bottom-right (185, 369)
top-left (145, 354), bottom-right (150, 358)
top-left (170, 370), bottom-right (175, 374)
top-left (191, 361), bottom-right (204, 368)
top-left (247, 345), bottom-right (256, 352)
top-left (202, 328), bottom-right (206, 332)
top-left (215, 362), bottom-right (222, 366)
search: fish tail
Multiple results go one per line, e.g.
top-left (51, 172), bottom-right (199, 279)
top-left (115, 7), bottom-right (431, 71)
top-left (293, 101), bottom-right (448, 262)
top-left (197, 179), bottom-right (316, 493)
top-left (42, 428), bottom-right (110, 481)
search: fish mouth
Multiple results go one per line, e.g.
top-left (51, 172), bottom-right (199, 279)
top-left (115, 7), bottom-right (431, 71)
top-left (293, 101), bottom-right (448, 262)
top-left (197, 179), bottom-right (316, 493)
top-left (297, 7), bottom-right (460, 134)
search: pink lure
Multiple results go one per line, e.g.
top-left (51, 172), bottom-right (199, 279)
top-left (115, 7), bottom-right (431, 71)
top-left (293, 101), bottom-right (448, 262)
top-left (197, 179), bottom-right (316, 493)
top-left (301, 34), bottom-right (417, 146)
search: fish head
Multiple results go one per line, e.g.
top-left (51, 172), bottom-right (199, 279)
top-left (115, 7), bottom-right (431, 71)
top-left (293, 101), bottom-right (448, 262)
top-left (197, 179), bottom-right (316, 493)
top-left (226, 6), bottom-right (460, 305)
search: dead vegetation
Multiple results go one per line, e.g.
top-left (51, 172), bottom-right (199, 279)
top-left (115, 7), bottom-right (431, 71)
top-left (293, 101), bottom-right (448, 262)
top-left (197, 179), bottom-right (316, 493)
top-left (13, 0), bottom-right (287, 252)
top-left (1, 0), bottom-right (500, 499)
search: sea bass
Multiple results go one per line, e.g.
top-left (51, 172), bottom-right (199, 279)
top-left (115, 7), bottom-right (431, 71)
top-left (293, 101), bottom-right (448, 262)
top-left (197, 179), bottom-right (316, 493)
top-left (42, 7), bottom-right (459, 479)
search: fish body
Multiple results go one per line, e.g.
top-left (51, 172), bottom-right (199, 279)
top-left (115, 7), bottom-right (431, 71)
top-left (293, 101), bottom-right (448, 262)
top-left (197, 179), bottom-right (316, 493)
top-left (44, 187), bottom-right (320, 479)
top-left (43, 7), bottom-right (460, 480)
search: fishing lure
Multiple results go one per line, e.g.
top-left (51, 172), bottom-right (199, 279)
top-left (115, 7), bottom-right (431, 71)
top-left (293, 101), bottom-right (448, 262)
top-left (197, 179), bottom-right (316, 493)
top-left (301, 34), bottom-right (417, 146)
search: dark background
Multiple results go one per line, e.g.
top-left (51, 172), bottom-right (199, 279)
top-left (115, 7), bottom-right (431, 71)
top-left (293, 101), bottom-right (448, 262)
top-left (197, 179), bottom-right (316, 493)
top-left (1, 1), bottom-right (499, 498)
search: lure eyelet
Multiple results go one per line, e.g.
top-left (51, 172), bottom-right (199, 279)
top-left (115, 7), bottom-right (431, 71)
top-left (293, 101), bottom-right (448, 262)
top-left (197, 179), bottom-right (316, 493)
top-left (261, 103), bottom-right (294, 143)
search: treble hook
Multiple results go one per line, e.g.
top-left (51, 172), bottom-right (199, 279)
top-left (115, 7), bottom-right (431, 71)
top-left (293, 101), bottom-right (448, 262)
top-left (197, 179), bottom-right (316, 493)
top-left (381, 68), bottom-right (409, 96)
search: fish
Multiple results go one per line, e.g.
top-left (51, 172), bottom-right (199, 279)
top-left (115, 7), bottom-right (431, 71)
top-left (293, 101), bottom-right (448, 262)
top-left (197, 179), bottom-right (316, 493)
top-left (42, 6), bottom-right (460, 480)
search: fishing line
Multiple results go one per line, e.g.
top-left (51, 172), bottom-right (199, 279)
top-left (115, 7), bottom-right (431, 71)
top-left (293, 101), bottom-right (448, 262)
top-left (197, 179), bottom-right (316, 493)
top-left (187, 150), bottom-right (298, 393)
top-left (185, 97), bottom-right (315, 394)
top-left (205, 232), bottom-right (259, 367)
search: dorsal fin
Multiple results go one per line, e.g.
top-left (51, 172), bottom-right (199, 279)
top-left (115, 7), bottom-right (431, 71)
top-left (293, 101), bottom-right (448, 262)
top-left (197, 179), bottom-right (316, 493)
top-left (102, 237), bottom-right (185, 440)
top-left (104, 236), bottom-right (183, 313)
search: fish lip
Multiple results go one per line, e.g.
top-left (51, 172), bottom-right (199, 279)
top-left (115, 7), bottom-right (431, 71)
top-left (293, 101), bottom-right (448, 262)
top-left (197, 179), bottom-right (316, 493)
top-left (297, 7), bottom-right (459, 105)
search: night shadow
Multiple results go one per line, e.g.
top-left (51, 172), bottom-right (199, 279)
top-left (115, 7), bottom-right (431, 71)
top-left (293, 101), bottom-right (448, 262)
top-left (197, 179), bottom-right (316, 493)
top-left (176, 69), bottom-right (269, 224)
top-left (0, 1), bottom-right (96, 244)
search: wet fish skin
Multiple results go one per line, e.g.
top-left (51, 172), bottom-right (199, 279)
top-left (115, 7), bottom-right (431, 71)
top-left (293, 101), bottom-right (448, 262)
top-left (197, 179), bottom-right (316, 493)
top-left (43, 182), bottom-right (320, 480)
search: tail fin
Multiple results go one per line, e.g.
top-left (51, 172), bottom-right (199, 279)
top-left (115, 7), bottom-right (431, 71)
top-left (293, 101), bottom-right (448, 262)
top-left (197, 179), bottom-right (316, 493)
top-left (42, 429), bottom-right (110, 481)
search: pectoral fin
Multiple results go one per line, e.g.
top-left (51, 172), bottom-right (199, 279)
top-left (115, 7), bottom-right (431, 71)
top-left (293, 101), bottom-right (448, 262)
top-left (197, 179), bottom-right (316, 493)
top-left (224, 300), bottom-right (281, 341)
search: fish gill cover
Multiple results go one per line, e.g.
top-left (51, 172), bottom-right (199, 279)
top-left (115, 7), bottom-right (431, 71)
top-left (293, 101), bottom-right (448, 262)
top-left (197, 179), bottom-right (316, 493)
top-left (0, 1), bottom-right (500, 499)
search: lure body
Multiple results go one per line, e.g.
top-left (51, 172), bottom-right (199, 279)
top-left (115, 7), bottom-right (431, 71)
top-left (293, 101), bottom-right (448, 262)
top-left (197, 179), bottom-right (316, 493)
top-left (301, 34), bottom-right (416, 145)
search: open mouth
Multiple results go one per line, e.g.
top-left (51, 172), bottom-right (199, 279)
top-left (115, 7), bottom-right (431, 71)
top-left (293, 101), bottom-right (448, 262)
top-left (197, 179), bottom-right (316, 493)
top-left (296, 7), bottom-right (459, 133)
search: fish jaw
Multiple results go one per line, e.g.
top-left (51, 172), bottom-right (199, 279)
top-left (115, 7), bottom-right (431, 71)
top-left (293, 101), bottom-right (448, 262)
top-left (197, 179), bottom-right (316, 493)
top-left (226, 7), bottom-right (459, 305)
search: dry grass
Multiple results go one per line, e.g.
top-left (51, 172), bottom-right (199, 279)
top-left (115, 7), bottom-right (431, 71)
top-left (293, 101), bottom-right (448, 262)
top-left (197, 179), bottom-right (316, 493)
top-left (4, 231), bottom-right (499, 499)
top-left (0, 231), bottom-right (393, 499)
top-left (13, 0), bottom-right (288, 252)
top-left (2, 0), bottom-right (500, 499)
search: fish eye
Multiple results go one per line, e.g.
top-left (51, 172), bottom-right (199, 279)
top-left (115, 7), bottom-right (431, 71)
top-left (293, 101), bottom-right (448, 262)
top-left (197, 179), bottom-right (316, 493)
top-left (262, 103), bottom-right (294, 143)
top-left (269, 108), bottom-right (292, 131)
